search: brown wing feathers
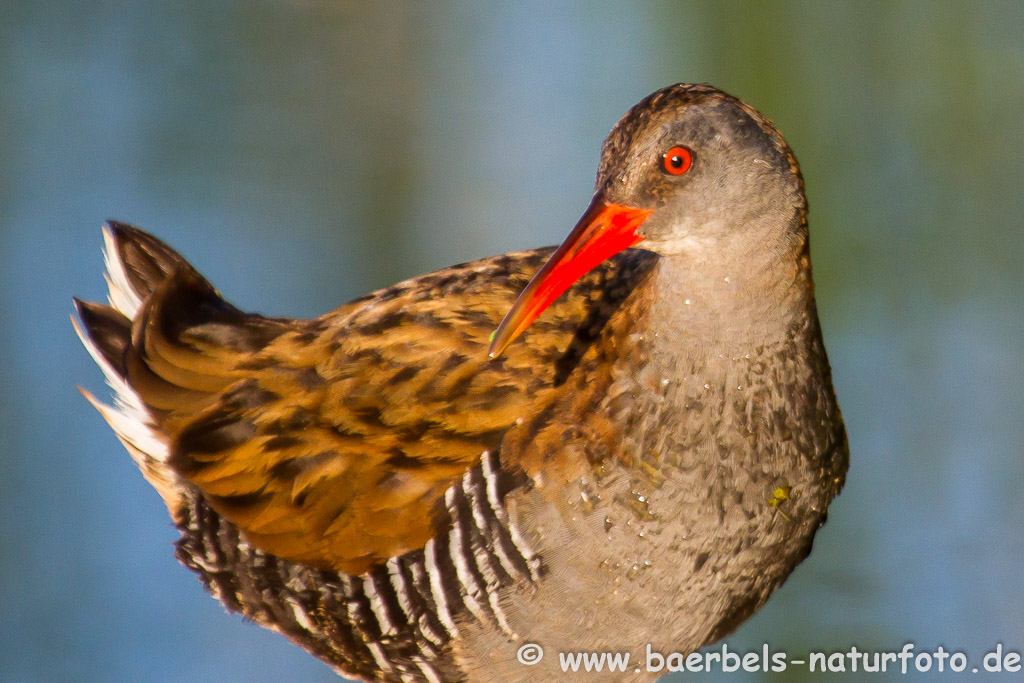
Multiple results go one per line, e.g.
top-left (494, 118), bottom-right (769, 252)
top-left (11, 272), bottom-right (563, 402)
top-left (76, 222), bottom-right (653, 575)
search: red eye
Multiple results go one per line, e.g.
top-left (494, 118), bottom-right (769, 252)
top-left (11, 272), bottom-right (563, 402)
top-left (662, 146), bottom-right (693, 175)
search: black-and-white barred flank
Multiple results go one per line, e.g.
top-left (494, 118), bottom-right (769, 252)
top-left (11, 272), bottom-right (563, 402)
top-left (174, 450), bottom-right (541, 682)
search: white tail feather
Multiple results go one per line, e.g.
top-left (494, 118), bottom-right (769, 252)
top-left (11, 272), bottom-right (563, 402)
top-left (102, 225), bottom-right (144, 318)
top-left (78, 227), bottom-right (184, 512)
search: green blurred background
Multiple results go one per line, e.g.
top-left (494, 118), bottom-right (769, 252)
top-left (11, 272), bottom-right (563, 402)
top-left (2, 1), bottom-right (1022, 681)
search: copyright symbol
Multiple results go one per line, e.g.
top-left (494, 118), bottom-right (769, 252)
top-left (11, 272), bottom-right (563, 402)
top-left (516, 643), bottom-right (544, 665)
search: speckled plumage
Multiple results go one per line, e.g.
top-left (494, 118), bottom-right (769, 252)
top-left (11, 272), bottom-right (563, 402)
top-left (75, 83), bottom-right (847, 682)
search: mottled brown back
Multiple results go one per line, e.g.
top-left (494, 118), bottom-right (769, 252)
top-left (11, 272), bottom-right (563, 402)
top-left (81, 223), bottom-right (658, 574)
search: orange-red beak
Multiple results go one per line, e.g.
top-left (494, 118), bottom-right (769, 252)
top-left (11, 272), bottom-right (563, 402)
top-left (488, 195), bottom-right (652, 358)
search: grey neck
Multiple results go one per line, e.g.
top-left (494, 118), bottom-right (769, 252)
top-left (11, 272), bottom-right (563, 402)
top-left (644, 224), bottom-right (815, 355)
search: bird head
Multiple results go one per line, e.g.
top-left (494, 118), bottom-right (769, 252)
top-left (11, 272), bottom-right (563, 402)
top-left (489, 84), bottom-right (807, 357)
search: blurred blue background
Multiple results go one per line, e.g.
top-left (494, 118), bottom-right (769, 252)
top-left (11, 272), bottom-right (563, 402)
top-left (2, 1), bottom-right (1022, 681)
